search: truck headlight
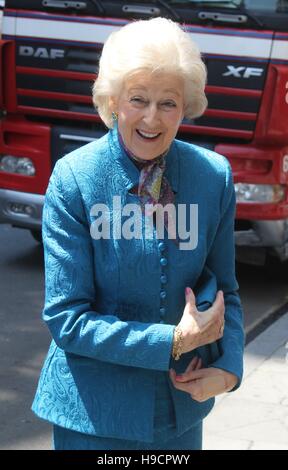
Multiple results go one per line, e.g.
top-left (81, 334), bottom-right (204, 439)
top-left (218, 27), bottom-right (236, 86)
top-left (235, 183), bottom-right (285, 203)
top-left (0, 156), bottom-right (36, 176)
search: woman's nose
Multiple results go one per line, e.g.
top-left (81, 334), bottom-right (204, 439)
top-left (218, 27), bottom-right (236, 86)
top-left (143, 103), bottom-right (160, 126)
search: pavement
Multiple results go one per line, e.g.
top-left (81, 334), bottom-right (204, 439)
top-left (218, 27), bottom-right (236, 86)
top-left (0, 225), bottom-right (288, 450)
top-left (204, 312), bottom-right (288, 450)
top-left (4, 312), bottom-right (288, 451)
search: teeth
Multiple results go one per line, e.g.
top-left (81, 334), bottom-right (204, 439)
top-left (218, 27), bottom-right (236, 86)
top-left (138, 130), bottom-right (160, 139)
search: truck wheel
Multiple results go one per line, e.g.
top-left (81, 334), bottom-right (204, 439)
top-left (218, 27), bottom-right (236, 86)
top-left (30, 229), bottom-right (43, 244)
top-left (264, 254), bottom-right (288, 280)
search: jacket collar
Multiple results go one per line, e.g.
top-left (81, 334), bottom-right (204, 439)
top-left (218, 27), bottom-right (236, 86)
top-left (108, 124), bottom-right (179, 194)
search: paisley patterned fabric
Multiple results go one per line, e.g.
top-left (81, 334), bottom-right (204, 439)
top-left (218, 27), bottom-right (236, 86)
top-left (31, 125), bottom-right (244, 443)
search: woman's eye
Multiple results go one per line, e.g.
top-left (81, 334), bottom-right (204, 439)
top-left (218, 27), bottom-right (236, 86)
top-left (130, 97), bottom-right (147, 106)
top-left (161, 101), bottom-right (176, 108)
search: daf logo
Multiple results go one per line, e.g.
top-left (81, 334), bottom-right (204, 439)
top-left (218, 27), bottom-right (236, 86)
top-left (223, 65), bottom-right (264, 78)
top-left (19, 46), bottom-right (65, 59)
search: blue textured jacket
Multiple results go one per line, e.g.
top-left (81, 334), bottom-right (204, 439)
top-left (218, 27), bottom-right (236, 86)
top-left (32, 125), bottom-right (244, 442)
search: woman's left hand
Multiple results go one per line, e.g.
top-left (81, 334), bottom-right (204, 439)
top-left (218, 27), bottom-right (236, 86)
top-left (169, 357), bottom-right (238, 402)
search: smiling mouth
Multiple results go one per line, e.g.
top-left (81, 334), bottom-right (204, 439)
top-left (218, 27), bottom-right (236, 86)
top-left (136, 129), bottom-right (161, 141)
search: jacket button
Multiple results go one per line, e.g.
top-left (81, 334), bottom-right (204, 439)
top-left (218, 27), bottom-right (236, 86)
top-left (160, 257), bottom-right (168, 266)
top-left (160, 307), bottom-right (166, 316)
top-left (160, 274), bottom-right (167, 284)
top-left (158, 241), bottom-right (165, 252)
top-left (160, 290), bottom-right (166, 299)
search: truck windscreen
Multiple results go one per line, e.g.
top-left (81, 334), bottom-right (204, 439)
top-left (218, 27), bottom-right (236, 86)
top-left (4, 1), bottom-right (288, 30)
top-left (162, 0), bottom-right (287, 13)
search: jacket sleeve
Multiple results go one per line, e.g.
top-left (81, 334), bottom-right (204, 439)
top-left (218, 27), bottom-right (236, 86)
top-left (206, 161), bottom-right (245, 390)
top-left (42, 158), bottom-right (174, 371)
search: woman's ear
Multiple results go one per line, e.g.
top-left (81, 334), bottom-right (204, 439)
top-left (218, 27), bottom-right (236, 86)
top-left (108, 96), bottom-right (118, 114)
top-left (181, 103), bottom-right (185, 121)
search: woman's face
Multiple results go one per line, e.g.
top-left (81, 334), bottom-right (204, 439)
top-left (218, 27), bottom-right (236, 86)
top-left (111, 71), bottom-right (185, 160)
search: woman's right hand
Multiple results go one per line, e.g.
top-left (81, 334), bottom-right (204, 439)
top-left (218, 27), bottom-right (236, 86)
top-left (177, 287), bottom-right (225, 354)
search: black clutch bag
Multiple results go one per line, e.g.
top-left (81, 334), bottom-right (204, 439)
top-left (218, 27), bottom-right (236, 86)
top-left (194, 265), bottom-right (223, 364)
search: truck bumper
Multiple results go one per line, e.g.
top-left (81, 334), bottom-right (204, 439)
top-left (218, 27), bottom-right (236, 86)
top-left (235, 219), bottom-right (288, 264)
top-left (1, 189), bottom-right (288, 264)
top-left (0, 189), bottom-right (44, 230)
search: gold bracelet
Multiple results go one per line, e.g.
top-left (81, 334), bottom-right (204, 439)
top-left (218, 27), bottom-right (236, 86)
top-left (172, 325), bottom-right (184, 361)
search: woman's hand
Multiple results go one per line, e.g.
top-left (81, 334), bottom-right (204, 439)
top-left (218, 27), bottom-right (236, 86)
top-left (177, 287), bottom-right (225, 355)
top-left (169, 357), bottom-right (238, 402)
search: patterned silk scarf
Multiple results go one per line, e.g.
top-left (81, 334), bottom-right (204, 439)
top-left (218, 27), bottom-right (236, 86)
top-left (118, 131), bottom-right (177, 241)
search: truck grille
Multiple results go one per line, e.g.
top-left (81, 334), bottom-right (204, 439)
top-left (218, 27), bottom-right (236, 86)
top-left (4, 11), bottom-right (271, 141)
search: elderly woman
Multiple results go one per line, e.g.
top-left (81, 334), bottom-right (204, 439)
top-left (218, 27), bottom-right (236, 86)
top-left (32, 18), bottom-right (244, 450)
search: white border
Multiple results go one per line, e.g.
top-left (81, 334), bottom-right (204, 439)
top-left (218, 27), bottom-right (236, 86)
top-left (2, 16), bottom-right (288, 61)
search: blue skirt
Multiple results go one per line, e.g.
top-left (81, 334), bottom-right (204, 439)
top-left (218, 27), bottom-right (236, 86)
top-left (53, 421), bottom-right (202, 450)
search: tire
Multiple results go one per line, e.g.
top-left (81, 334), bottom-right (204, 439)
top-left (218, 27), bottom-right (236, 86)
top-left (264, 254), bottom-right (288, 281)
top-left (30, 229), bottom-right (43, 244)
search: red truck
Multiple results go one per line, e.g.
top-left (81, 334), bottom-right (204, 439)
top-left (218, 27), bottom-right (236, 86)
top-left (0, 0), bottom-right (288, 266)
